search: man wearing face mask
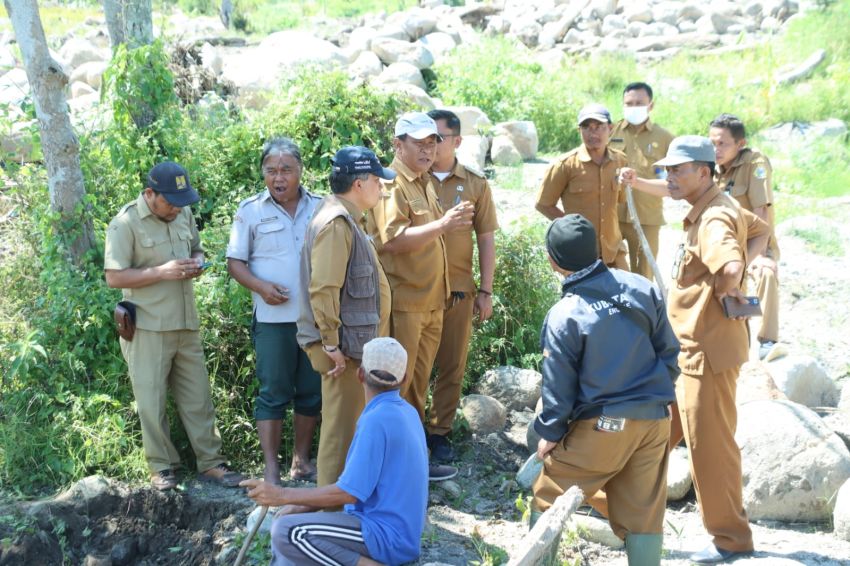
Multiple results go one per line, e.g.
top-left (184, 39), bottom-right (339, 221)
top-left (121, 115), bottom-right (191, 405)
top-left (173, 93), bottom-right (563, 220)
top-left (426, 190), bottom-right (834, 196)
top-left (610, 82), bottom-right (674, 281)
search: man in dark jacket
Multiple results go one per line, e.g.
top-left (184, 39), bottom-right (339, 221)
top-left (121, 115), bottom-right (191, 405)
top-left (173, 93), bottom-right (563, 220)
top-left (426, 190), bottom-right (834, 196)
top-left (532, 214), bottom-right (679, 566)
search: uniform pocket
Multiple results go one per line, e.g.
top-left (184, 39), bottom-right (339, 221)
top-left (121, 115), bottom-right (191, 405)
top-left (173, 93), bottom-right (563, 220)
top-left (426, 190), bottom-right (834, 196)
top-left (339, 310), bottom-right (379, 359)
top-left (408, 198), bottom-right (433, 225)
top-left (255, 222), bottom-right (287, 253)
top-left (346, 264), bottom-right (375, 299)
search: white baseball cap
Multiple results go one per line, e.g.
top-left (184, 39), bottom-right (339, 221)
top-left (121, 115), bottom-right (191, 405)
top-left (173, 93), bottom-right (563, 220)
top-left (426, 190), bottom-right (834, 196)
top-left (394, 112), bottom-right (441, 140)
top-left (361, 337), bottom-right (408, 386)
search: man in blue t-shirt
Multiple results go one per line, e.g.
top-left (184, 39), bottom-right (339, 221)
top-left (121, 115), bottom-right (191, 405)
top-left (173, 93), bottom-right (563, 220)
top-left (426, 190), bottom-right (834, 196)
top-left (241, 337), bottom-right (429, 566)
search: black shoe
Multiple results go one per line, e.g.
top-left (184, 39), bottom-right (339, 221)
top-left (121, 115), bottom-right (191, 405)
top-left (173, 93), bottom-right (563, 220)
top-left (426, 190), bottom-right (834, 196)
top-left (428, 464), bottom-right (458, 482)
top-left (427, 434), bottom-right (455, 463)
top-left (689, 543), bottom-right (752, 564)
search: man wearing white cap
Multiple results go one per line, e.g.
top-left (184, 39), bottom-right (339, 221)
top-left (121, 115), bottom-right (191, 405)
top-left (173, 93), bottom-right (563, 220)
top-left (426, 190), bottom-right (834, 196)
top-left (241, 337), bottom-right (429, 566)
top-left (366, 112), bottom-right (474, 481)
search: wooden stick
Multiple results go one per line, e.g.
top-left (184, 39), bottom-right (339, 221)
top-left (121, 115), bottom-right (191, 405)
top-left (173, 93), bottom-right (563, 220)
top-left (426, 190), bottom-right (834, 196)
top-left (507, 486), bottom-right (584, 566)
top-left (234, 505), bottom-right (269, 566)
top-left (625, 184), bottom-right (668, 299)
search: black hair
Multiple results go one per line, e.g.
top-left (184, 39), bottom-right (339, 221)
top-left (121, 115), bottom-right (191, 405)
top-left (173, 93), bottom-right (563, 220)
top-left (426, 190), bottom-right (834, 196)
top-left (364, 369), bottom-right (400, 392)
top-left (329, 171), bottom-right (370, 195)
top-left (693, 161), bottom-right (716, 177)
top-left (623, 82), bottom-right (654, 101)
top-left (709, 114), bottom-right (746, 141)
top-left (260, 137), bottom-right (302, 171)
top-left (427, 109), bottom-right (461, 135)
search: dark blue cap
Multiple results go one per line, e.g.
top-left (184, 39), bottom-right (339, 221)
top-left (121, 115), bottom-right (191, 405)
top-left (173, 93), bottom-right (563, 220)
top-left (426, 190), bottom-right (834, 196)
top-left (331, 146), bottom-right (396, 180)
top-left (146, 161), bottom-right (199, 207)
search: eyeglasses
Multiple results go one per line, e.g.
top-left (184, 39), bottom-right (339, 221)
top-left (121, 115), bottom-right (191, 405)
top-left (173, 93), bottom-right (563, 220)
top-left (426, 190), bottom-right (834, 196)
top-left (263, 167), bottom-right (298, 178)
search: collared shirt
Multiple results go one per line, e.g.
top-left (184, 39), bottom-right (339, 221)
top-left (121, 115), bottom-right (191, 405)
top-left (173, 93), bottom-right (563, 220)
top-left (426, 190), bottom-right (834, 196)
top-left (366, 157), bottom-right (450, 312)
top-left (610, 118), bottom-right (674, 226)
top-left (226, 187), bottom-right (320, 323)
top-left (667, 184), bottom-right (769, 375)
top-left (536, 145), bottom-right (627, 265)
top-left (309, 196), bottom-right (391, 346)
top-left (104, 193), bottom-right (202, 331)
top-left (430, 160), bottom-right (499, 293)
top-left (715, 148), bottom-right (779, 259)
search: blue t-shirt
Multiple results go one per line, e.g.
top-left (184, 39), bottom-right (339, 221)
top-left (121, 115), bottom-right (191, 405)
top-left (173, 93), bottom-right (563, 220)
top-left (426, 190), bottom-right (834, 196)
top-left (337, 390), bottom-right (429, 565)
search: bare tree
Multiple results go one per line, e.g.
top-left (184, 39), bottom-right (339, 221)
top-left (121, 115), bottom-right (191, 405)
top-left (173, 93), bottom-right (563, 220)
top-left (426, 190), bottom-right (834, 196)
top-left (102, 0), bottom-right (153, 50)
top-left (3, 0), bottom-right (95, 266)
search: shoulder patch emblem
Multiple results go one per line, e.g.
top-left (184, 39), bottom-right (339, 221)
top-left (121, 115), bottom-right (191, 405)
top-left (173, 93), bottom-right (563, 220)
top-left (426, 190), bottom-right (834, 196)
top-left (754, 166), bottom-right (767, 180)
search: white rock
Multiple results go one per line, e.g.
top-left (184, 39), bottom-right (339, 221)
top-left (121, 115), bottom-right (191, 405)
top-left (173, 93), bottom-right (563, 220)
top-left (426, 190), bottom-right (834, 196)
top-left (494, 121), bottom-right (539, 160)
top-left (737, 400), bottom-right (850, 521)
top-left (371, 37), bottom-right (434, 69)
top-left (652, 2), bottom-right (680, 26)
top-left (375, 82), bottom-right (434, 111)
top-left (55, 475), bottom-right (113, 503)
top-left (440, 106), bottom-right (492, 135)
top-left (69, 60), bottom-right (108, 90)
top-left (0, 45), bottom-right (16, 70)
top-left (639, 22), bottom-right (680, 37)
top-left (677, 20), bottom-right (698, 33)
top-left (586, 0), bottom-right (617, 20)
top-left (667, 447), bottom-right (693, 501)
top-left (373, 24), bottom-right (409, 41)
top-left (679, 3), bottom-right (706, 21)
top-left (349, 51), bottom-right (384, 80)
top-left (374, 61), bottom-right (425, 89)
top-left (457, 134), bottom-right (490, 171)
top-left (460, 394), bottom-right (507, 435)
top-left (199, 42), bottom-right (223, 76)
top-left (417, 32), bottom-right (457, 59)
top-left (601, 14), bottom-right (627, 35)
top-left (823, 412), bottom-right (850, 451)
top-left (70, 81), bottom-right (96, 98)
top-left (437, 480), bottom-right (462, 499)
top-left (0, 68), bottom-right (30, 105)
top-left (570, 514), bottom-right (624, 548)
top-left (834, 478), bottom-right (850, 541)
top-left (710, 1), bottom-right (743, 17)
top-left (387, 7), bottom-right (438, 40)
top-left (562, 28), bottom-right (585, 46)
top-left (710, 12), bottom-right (741, 34)
top-left (539, 14), bottom-right (575, 45)
top-left (478, 366), bottom-right (542, 411)
top-left (347, 26), bottom-right (375, 52)
top-left (246, 505), bottom-right (275, 534)
top-left (516, 454), bottom-right (543, 489)
top-left (58, 37), bottom-right (106, 69)
top-left (484, 15), bottom-right (510, 36)
top-left (534, 48), bottom-right (566, 70)
top-left (745, 1), bottom-right (765, 17)
top-left (623, 2), bottom-right (653, 23)
top-left (490, 135), bottom-right (523, 166)
top-left (761, 15), bottom-right (782, 31)
top-left (737, 361), bottom-right (787, 405)
top-left (627, 21), bottom-right (648, 37)
top-left (510, 18), bottom-right (542, 48)
top-left (766, 355), bottom-right (839, 407)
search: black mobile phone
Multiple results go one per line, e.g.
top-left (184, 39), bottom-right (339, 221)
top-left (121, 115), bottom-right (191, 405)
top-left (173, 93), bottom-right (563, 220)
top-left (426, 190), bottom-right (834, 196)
top-left (200, 261), bottom-right (213, 270)
top-left (721, 296), bottom-right (762, 318)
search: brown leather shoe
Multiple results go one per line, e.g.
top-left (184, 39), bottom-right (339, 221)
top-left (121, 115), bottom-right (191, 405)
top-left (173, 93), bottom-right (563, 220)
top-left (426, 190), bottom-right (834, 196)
top-left (151, 469), bottom-right (177, 491)
top-left (199, 464), bottom-right (245, 487)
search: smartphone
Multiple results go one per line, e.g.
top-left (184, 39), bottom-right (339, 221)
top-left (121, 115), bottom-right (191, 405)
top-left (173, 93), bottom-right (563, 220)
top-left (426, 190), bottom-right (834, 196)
top-left (721, 296), bottom-right (762, 318)
top-left (200, 261), bottom-right (213, 270)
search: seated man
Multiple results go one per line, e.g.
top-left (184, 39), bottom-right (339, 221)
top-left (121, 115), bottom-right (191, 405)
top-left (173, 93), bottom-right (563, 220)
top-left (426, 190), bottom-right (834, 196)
top-left (532, 214), bottom-right (680, 566)
top-left (241, 337), bottom-right (429, 566)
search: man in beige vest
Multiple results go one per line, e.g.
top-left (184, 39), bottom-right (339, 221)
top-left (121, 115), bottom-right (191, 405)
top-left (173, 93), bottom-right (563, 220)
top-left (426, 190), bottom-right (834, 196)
top-left (297, 146), bottom-right (394, 487)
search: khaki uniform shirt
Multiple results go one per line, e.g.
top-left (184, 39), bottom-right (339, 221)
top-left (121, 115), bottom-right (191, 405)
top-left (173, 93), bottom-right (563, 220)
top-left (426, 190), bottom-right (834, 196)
top-left (536, 145), bottom-right (627, 265)
top-left (610, 118), bottom-right (674, 226)
top-left (667, 185), bottom-right (769, 375)
top-left (431, 161), bottom-right (500, 293)
top-left (715, 148), bottom-right (779, 259)
top-left (104, 194), bottom-right (202, 331)
top-left (309, 197), bottom-right (392, 346)
top-left (366, 158), bottom-right (450, 312)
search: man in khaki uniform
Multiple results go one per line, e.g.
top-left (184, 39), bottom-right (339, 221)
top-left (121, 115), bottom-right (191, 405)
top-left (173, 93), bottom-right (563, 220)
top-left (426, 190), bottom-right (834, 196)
top-left (105, 162), bottom-right (243, 491)
top-left (297, 146), bottom-right (394, 488)
top-left (535, 104), bottom-right (629, 270)
top-left (366, 112), bottom-right (474, 481)
top-left (655, 137), bottom-right (768, 564)
top-left (709, 114), bottom-right (781, 360)
top-left (425, 109), bottom-right (499, 462)
top-left (610, 82), bottom-right (674, 280)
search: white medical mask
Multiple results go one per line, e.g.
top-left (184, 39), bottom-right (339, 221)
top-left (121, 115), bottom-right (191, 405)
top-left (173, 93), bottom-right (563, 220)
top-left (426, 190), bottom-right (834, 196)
top-left (623, 106), bottom-right (649, 126)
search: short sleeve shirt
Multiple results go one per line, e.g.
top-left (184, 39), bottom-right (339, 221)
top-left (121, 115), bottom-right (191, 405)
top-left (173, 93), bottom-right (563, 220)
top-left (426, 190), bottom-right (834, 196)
top-left (715, 148), bottom-right (779, 259)
top-left (365, 158), bottom-right (450, 312)
top-left (226, 187), bottom-right (320, 323)
top-left (610, 118), bottom-right (674, 226)
top-left (430, 160), bottom-right (499, 293)
top-left (667, 185), bottom-right (765, 375)
top-left (104, 194), bottom-right (202, 331)
top-left (536, 145), bottom-right (627, 265)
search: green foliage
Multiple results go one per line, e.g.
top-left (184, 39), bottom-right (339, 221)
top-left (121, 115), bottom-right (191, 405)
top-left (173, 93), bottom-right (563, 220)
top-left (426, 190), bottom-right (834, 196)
top-left (786, 226), bottom-right (845, 257)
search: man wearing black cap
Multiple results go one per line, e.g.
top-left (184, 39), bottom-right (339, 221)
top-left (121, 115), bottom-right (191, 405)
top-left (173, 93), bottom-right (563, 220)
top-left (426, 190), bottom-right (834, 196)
top-left (105, 162), bottom-right (243, 490)
top-left (297, 146), bottom-right (395, 488)
top-left (532, 214), bottom-right (680, 566)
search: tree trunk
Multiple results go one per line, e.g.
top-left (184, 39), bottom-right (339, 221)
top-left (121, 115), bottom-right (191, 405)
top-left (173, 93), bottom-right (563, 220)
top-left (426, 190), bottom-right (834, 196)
top-left (4, 0), bottom-right (95, 266)
top-left (102, 0), bottom-right (153, 50)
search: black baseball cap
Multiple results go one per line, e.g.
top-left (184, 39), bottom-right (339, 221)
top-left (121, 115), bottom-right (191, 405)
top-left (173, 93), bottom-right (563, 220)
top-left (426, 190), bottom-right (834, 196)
top-left (331, 146), bottom-right (396, 180)
top-left (546, 214), bottom-right (599, 271)
top-left (146, 161), bottom-right (200, 207)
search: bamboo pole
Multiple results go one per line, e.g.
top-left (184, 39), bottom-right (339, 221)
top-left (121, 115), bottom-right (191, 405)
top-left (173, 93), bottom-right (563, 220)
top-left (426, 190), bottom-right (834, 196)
top-left (507, 486), bottom-right (584, 566)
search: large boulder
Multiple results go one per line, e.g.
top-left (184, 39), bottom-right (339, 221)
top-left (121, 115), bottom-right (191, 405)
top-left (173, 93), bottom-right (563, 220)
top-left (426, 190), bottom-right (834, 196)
top-left (374, 61), bottom-right (425, 89)
top-left (509, 18), bottom-right (542, 48)
top-left (835, 478), bottom-right (850, 541)
top-left (386, 7), bottom-right (438, 40)
top-left (417, 32), bottom-right (457, 59)
top-left (667, 447), bottom-right (693, 501)
top-left (374, 83), bottom-right (434, 111)
top-left (765, 355), bottom-right (839, 407)
top-left (736, 361), bottom-right (787, 405)
top-left (199, 42), bottom-right (223, 76)
top-left (58, 37), bottom-right (106, 69)
top-left (460, 394), bottom-right (507, 435)
top-left (69, 60), bottom-right (108, 90)
top-left (440, 105), bottom-right (492, 135)
top-left (737, 400), bottom-right (850, 521)
top-left (478, 366), bottom-right (541, 412)
top-left (70, 81), bottom-right (96, 98)
top-left (456, 134), bottom-right (489, 172)
top-left (490, 135), bottom-right (523, 166)
top-left (348, 51), bottom-right (384, 81)
top-left (371, 38), bottom-right (434, 69)
top-left (494, 121), bottom-right (538, 160)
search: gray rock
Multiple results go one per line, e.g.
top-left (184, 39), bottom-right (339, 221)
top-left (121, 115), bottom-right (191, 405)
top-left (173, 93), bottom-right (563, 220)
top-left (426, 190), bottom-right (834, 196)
top-left (457, 134), bottom-right (489, 172)
top-left (70, 80), bottom-right (96, 98)
top-left (199, 42), bottom-right (223, 76)
top-left (765, 355), bottom-right (838, 407)
top-left (526, 415), bottom-right (541, 453)
top-left (375, 61), bottom-right (425, 89)
top-left (494, 121), bottom-right (539, 160)
top-left (562, 28), bottom-right (586, 46)
top-left (82, 556), bottom-right (111, 566)
top-left (678, 2), bottom-right (705, 21)
top-left (373, 24), bottom-right (409, 41)
top-left (349, 51), bottom-right (384, 80)
top-left (823, 412), bottom-right (850, 450)
top-left (745, 1), bottom-right (765, 17)
top-left (652, 2), bottom-right (680, 26)
top-left (834, 478), bottom-right (850, 541)
top-left (667, 447), bottom-right (693, 501)
top-left (110, 538), bottom-right (138, 566)
top-left (627, 21), bottom-right (648, 37)
top-left (375, 83), bottom-right (434, 111)
top-left (69, 60), bottom-right (108, 90)
top-left (677, 20), bottom-right (698, 33)
top-left (347, 26), bottom-right (375, 52)
top-left (710, 12), bottom-right (741, 34)
top-left (516, 453), bottom-right (543, 489)
top-left (478, 366), bottom-right (542, 411)
top-left (639, 22), bottom-right (680, 38)
top-left (387, 7), bottom-right (438, 40)
top-left (440, 105), bottom-right (492, 135)
top-left (438, 479), bottom-right (462, 499)
top-left (58, 37), bottom-right (106, 69)
top-left (460, 394), bottom-right (507, 435)
top-left (490, 135), bottom-right (523, 165)
top-left (623, 2), bottom-right (654, 23)
top-left (776, 48), bottom-right (826, 85)
top-left (371, 37), bottom-right (434, 69)
top-left (246, 505), bottom-right (275, 534)
top-left (510, 18), bottom-right (543, 48)
top-left (214, 545), bottom-right (237, 565)
top-left (737, 400), bottom-right (850, 521)
top-left (56, 475), bottom-right (113, 503)
top-left (761, 15), bottom-right (782, 31)
top-left (417, 32), bottom-right (457, 59)
top-left (484, 15), bottom-right (511, 36)
top-left (601, 14), bottom-right (627, 35)
top-left (737, 361), bottom-right (787, 405)
top-left (586, 0), bottom-right (617, 20)
top-left (570, 514), bottom-right (624, 548)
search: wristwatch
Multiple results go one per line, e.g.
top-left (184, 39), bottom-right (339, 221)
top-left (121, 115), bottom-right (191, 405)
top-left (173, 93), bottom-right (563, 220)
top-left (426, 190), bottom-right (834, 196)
top-left (322, 344), bottom-right (339, 353)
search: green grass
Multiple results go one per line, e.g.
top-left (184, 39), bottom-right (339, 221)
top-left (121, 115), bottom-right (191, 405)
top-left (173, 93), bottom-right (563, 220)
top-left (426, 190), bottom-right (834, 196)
top-left (0, 4), bottom-right (103, 37)
top-left (786, 226), bottom-right (845, 257)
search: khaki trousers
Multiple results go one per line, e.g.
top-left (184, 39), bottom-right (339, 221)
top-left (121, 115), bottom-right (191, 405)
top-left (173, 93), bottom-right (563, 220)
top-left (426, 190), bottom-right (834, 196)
top-left (120, 329), bottom-right (225, 474)
top-left (752, 267), bottom-right (779, 343)
top-left (619, 221), bottom-right (661, 281)
top-left (673, 368), bottom-right (754, 552)
top-left (429, 295), bottom-right (475, 436)
top-left (533, 418), bottom-right (670, 540)
top-left (305, 343), bottom-right (365, 487)
top-left (391, 308), bottom-right (444, 422)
